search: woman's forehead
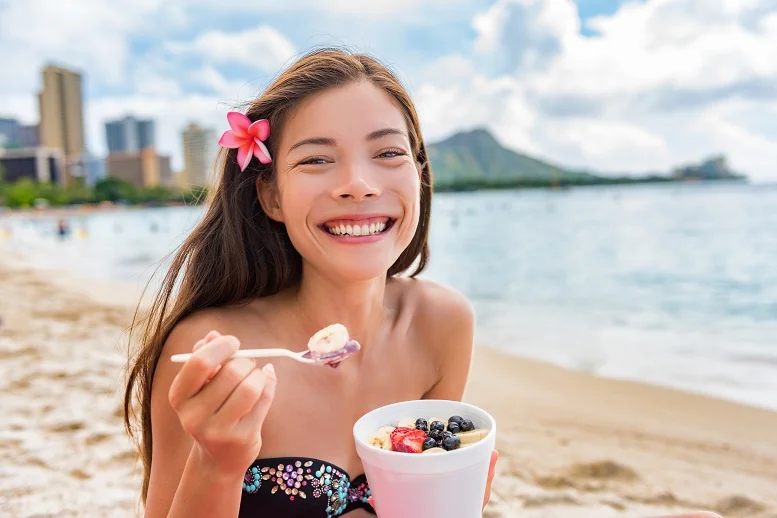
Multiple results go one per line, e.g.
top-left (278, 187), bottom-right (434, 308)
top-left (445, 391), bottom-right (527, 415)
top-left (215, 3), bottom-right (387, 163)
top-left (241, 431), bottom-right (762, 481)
top-left (280, 82), bottom-right (408, 149)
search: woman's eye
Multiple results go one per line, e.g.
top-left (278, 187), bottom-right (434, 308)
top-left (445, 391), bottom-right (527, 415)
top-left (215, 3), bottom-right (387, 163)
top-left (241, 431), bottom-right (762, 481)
top-left (299, 157), bottom-right (328, 165)
top-left (378, 149), bottom-right (407, 159)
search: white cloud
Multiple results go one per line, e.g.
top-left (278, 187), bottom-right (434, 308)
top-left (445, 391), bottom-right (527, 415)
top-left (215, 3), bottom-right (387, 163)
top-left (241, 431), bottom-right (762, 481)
top-left (529, 0), bottom-right (777, 100)
top-left (473, 0), bottom-right (579, 73)
top-left (169, 26), bottom-right (296, 72)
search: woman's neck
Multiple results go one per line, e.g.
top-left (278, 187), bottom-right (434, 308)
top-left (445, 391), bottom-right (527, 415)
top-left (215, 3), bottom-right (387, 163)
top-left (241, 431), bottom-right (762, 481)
top-left (291, 265), bottom-right (388, 347)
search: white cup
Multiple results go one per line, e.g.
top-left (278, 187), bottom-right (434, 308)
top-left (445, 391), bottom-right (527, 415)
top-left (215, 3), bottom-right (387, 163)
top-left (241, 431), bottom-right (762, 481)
top-left (353, 399), bottom-right (497, 518)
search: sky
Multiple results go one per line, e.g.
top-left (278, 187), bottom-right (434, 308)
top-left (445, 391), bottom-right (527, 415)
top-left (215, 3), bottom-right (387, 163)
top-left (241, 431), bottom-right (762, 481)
top-left (1, 0), bottom-right (776, 182)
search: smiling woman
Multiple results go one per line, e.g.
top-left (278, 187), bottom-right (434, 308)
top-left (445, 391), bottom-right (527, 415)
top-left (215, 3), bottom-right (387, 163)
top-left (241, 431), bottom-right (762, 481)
top-left (122, 47), bottom-right (725, 518)
top-left (124, 48), bottom-right (445, 518)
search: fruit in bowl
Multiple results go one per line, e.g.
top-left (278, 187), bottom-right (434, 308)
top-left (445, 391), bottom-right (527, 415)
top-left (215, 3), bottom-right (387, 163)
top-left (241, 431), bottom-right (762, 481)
top-left (368, 415), bottom-right (489, 454)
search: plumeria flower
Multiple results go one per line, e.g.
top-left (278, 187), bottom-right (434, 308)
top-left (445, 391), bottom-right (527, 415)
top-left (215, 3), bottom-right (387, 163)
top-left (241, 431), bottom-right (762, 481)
top-left (218, 111), bottom-right (272, 171)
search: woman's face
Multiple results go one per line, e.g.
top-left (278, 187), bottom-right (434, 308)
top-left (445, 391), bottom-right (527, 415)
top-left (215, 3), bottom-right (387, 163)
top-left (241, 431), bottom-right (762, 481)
top-left (263, 80), bottom-right (421, 282)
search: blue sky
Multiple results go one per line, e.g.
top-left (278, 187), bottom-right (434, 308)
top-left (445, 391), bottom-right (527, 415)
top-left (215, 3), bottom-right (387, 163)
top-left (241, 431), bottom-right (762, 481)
top-left (1, 0), bottom-right (775, 182)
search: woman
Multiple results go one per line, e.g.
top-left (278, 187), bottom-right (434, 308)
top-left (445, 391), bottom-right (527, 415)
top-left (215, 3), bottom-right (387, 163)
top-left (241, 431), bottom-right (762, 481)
top-left (123, 48), bottom-right (723, 518)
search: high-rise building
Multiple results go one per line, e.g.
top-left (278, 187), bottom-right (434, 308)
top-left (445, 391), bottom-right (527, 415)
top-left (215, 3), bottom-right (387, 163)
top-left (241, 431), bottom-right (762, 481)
top-left (181, 122), bottom-right (218, 187)
top-left (0, 119), bottom-right (39, 149)
top-left (0, 118), bottom-right (20, 148)
top-left (18, 124), bottom-right (39, 147)
top-left (38, 65), bottom-right (86, 183)
top-left (105, 116), bottom-right (155, 153)
top-left (106, 148), bottom-right (172, 188)
top-left (0, 147), bottom-right (65, 184)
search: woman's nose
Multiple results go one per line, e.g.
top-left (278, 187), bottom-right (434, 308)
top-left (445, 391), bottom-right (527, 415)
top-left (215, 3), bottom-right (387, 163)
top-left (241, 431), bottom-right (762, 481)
top-left (332, 162), bottom-right (381, 201)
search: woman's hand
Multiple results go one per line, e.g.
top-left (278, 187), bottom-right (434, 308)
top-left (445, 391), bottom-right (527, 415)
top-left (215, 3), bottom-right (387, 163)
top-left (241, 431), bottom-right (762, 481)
top-left (167, 330), bottom-right (278, 478)
top-left (482, 449), bottom-right (498, 509)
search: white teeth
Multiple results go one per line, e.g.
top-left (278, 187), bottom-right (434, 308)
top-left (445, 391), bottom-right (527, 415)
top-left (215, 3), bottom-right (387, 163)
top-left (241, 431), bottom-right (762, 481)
top-left (327, 220), bottom-right (390, 236)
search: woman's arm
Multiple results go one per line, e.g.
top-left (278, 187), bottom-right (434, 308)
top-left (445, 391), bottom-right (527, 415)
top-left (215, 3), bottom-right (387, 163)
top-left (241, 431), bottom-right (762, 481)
top-left (417, 281), bottom-right (476, 401)
top-left (144, 320), bottom-right (277, 518)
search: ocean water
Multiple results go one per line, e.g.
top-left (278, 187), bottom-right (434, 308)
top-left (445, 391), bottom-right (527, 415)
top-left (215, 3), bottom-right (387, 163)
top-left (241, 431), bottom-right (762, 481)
top-left (2, 182), bottom-right (776, 411)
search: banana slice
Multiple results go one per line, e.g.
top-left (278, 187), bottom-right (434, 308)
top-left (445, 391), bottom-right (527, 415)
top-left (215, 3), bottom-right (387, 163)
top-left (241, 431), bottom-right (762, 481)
top-left (422, 447), bottom-right (445, 454)
top-left (397, 418), bottom-right (417, 429)
top-left (456, 429), bottom-right (489, 444)
top-left (367, 426), bottom-right (396, 450)
top-left (308, 323), bottom-right (349, 354)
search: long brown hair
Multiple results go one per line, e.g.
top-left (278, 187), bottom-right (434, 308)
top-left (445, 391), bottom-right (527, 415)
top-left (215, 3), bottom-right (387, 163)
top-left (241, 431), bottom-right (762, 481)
top-left (123, 47), bottom-right (434, 502)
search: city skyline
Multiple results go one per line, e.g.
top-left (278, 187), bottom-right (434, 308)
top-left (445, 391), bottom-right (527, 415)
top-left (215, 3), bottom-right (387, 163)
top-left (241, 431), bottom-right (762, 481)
top-left (1, 0), bottom-right (776, 182)
top-left (1, 63), bottom-right (217, 187)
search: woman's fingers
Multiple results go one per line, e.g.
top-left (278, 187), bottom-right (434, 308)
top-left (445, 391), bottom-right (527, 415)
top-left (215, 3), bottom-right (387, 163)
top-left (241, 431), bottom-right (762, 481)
top-left (190, 357), bottom-right (257, 415)
top-left (214, 365), bottom-right (269, 424)
top-left (193, 330), bottom-right (222, 352)
top-left (168, 335), bottom-right (240, 409)
top-left (483, 449), bottom-right (499, 509)
top-left (236, 363), bottom-right (278, 436)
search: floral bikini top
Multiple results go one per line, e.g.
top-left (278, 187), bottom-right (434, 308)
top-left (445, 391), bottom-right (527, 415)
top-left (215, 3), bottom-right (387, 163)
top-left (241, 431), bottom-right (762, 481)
top-left (238, 457), bottom-right (375, 517)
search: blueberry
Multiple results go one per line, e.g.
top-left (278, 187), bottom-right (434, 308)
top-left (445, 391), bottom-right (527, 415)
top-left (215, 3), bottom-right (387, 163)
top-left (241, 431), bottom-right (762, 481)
top-left (428, 429), bottom-right (444, 442)
top-left (460, 419), bottom-right (475, 432)
top-left (415, 418), bottom-right (428, 432)
top-left (443, 430), bottom-right (453, 438)
top-left (429, 421), bottom-right (445, 432)
top-left (422, 437), bottom-right (437, 450)
top-left (441, 435), bottom-right (461, 451)
top-left (448, 415), bottom-right (464, 427)
top-left (447, 422), bottom-right (461, 434)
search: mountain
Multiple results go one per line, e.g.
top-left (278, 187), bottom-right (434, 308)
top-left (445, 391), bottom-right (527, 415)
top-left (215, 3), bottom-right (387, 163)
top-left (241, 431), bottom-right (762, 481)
top-left (426, 128), bottom-right (745, 190)
top-left (426, 128), bottom-right (591, 188)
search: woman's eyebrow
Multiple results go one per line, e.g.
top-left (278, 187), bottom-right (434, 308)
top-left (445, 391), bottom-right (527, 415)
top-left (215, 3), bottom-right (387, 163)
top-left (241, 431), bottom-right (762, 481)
top-left (288, 128), bottom-right (407, 152)
top-left (366, 128), bottom-right (407, 141)
top-left (288, 137), bottom-right (335, 152)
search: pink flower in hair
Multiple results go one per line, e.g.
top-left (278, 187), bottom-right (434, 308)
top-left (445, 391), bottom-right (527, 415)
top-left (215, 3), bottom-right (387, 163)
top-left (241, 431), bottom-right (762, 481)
top-left (218, 111), bottom-right (272, 171)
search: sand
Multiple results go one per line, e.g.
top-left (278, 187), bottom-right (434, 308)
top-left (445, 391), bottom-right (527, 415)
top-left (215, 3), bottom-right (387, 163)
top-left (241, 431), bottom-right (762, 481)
top-left (1, 256), bottom-right (776, 518)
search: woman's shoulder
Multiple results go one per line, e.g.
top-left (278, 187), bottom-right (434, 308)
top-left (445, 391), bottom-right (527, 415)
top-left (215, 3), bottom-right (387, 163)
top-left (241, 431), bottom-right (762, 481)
top-left (394, 277), bottom-right (475, 347)
top-left (393, 278), bottom-right (476, 398)
top-left (162, 304), bottom-right (260, 356)
top-left (396, 277), bottom-right (474, 322)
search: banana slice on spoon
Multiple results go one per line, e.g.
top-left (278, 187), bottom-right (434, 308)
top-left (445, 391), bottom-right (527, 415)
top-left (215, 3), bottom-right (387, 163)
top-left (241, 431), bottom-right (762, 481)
top-left (170, 323), bottom-right (360, 368)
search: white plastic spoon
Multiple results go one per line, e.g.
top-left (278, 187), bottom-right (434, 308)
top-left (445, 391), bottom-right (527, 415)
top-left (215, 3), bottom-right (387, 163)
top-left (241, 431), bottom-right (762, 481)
top-left (170, 339), bottom-right (361, 367)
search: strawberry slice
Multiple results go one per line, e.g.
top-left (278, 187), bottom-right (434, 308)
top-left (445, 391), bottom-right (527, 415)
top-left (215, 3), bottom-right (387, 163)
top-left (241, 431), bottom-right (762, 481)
top-left (390, 427), bottom-right (427, 453)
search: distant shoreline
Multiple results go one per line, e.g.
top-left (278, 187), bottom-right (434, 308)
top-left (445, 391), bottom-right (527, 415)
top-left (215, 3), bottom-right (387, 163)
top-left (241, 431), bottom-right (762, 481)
top-left (433, 176), bottom-right (749, 193)
top-left (0, 177), bottom-right (751, 215)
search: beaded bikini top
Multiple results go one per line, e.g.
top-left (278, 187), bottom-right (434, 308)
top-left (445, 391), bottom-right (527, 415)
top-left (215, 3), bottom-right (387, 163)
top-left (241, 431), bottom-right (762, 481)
top-left (238, 457), bottom-right (375, 517)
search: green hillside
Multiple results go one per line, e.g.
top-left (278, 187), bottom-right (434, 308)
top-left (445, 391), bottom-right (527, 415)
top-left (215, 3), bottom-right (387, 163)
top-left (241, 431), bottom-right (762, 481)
top-left (427, 128), bottom-right (592, 188)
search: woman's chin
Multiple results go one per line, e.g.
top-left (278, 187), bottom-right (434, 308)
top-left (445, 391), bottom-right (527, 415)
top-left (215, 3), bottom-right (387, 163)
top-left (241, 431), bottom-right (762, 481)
top-left (324, 258), bottom-right (398, 283)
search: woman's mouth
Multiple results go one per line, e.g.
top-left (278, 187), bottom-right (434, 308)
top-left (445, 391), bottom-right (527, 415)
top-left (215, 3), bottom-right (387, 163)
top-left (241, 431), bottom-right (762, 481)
top-left (321, 216), bottom-right (395, 237)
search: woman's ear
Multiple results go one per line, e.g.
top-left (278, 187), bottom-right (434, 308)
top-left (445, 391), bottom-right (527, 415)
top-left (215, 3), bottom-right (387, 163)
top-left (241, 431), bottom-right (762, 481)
top-left (256, 176), bottom-right (283, 222)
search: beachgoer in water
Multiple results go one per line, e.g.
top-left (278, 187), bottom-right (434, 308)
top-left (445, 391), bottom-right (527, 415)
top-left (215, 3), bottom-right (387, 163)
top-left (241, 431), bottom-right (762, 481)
top-left (123, 49), bottom-right (724, 518)
top-left (56, 218), bottom-right (70, 239)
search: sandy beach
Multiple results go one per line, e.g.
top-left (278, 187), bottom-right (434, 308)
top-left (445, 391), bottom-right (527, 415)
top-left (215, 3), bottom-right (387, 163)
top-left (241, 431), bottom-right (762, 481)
top-left (2, 256), bottom-right (776, 517)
